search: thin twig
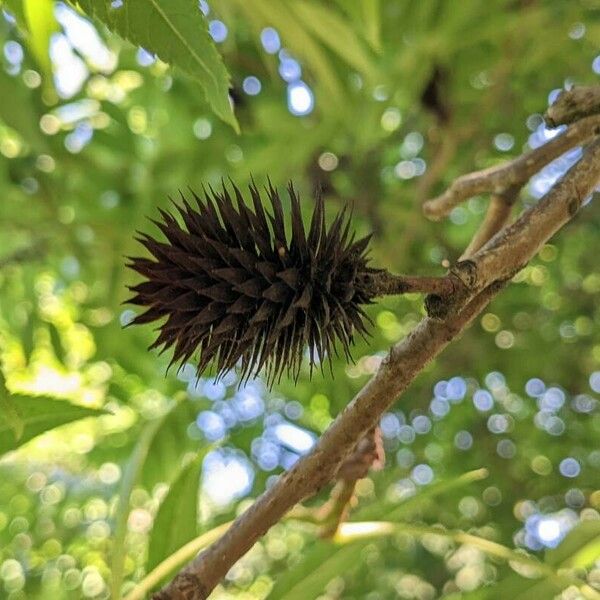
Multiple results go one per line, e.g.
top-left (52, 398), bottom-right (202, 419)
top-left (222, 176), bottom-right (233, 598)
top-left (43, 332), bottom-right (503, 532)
top-left (317, 479), bottom-right (358, 539)
top-left (415, 131), bottom-right (459, 205)
top-left (317, 426), bottom-right (384, 539)
top-left (460, 185), bottom-right (520, 260)
top-left (368, 271), bottom-right (456, 296)
top-left (545, 85), bottom-right (600, 127)
top-left (422, 114), bottom-right (600, 220)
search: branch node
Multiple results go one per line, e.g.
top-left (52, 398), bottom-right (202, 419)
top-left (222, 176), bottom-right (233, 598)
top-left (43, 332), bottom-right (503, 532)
top-left (451, 260), bottom-right (478, 289)
top-left (423, 112), bottom-right (600, 220)
top-left (152, 573), bottom-right (207, 600)
top-left (544, 85), bottom-right (600, 127)
top-left (568, 197), bottom-right (580, 217)
top-left (424, 293), bottom-right (452, 320)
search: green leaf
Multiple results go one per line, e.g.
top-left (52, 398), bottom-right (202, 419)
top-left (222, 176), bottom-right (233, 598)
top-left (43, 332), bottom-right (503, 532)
top-left (0, 394), bottom-right (23, 440)
top-left (235, 0), bottom-right (344, 111)
top-left (23, 0), bottom-right (58, 84)
top-left (0, 372), bottom-right (23, 440)
top-left (1, 0), bottom-right (28, 30)
top-left (336, 521), bottom-right (543, 569)
top-left (0, 395), bottom-right (106, 455)
top-left (546, 520), bottom-right (600, 569)
top-left (140, 396), bottom-right (202, 489)
top-left (332, 0), bottom-right (381, 51)
top-left (110, 413), bottom-right (166, 600)
top-left (354, 468), bottom-right (489, 521)
top-left (69, 0), bottom-right (238, 131)
top-left (468, 571), bottom-right (577, 600)
top-left (109, 398), bottom-right (210, 599)
top-left (268, 539), bottom-right (369, 600)
top-left (454, 521), bottom-right (600, 600)
top-left (360, 0), bottom-right (381, 52)
top-left (123, 521), bottom-right (232, 600)
top-left (291, 2), bottom-right (379, 80)
top-left (336, 522), bottom-right (600, 600)
top-left (0, 66), bottom-right (45, 147)
top-left (146, 449), bottom-right (208, 572)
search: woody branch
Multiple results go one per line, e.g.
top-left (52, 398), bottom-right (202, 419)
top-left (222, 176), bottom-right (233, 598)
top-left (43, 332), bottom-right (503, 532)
top-left (152, 90), bottom-right (600, 600)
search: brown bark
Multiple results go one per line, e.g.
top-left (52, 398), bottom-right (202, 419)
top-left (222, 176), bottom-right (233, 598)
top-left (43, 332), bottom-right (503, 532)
top-left (545, 86), bottom-right (600, 127)
top-left (367, 270), bottom-right (456, 297)
top-left (460, 187), bottom-right (519, 259)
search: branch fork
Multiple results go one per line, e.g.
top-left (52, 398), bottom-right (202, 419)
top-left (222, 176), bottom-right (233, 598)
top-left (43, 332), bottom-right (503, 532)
top-left (146, 86), bottom-right (600, 600)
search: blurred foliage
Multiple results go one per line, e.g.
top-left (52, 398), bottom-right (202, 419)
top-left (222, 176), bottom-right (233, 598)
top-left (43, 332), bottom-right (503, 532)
top-left (0, 0), bottom-right (599, 599)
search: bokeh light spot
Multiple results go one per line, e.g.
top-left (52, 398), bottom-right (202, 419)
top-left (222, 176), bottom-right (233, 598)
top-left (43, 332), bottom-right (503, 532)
top-left (287, 81), bottom-right (314, 116)
top-left (559, 458), bottom-right (580, 478)
top-left (209, 20), bottom-right (228, 43)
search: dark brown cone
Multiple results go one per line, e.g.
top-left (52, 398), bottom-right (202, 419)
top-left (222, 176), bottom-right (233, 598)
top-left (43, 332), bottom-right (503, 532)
top-left (126, 181), bottom-right (378, 386)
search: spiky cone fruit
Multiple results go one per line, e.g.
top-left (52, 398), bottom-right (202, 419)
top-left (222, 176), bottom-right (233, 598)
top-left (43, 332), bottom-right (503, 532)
top-left (126, 182), bottom-right (454, 386)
